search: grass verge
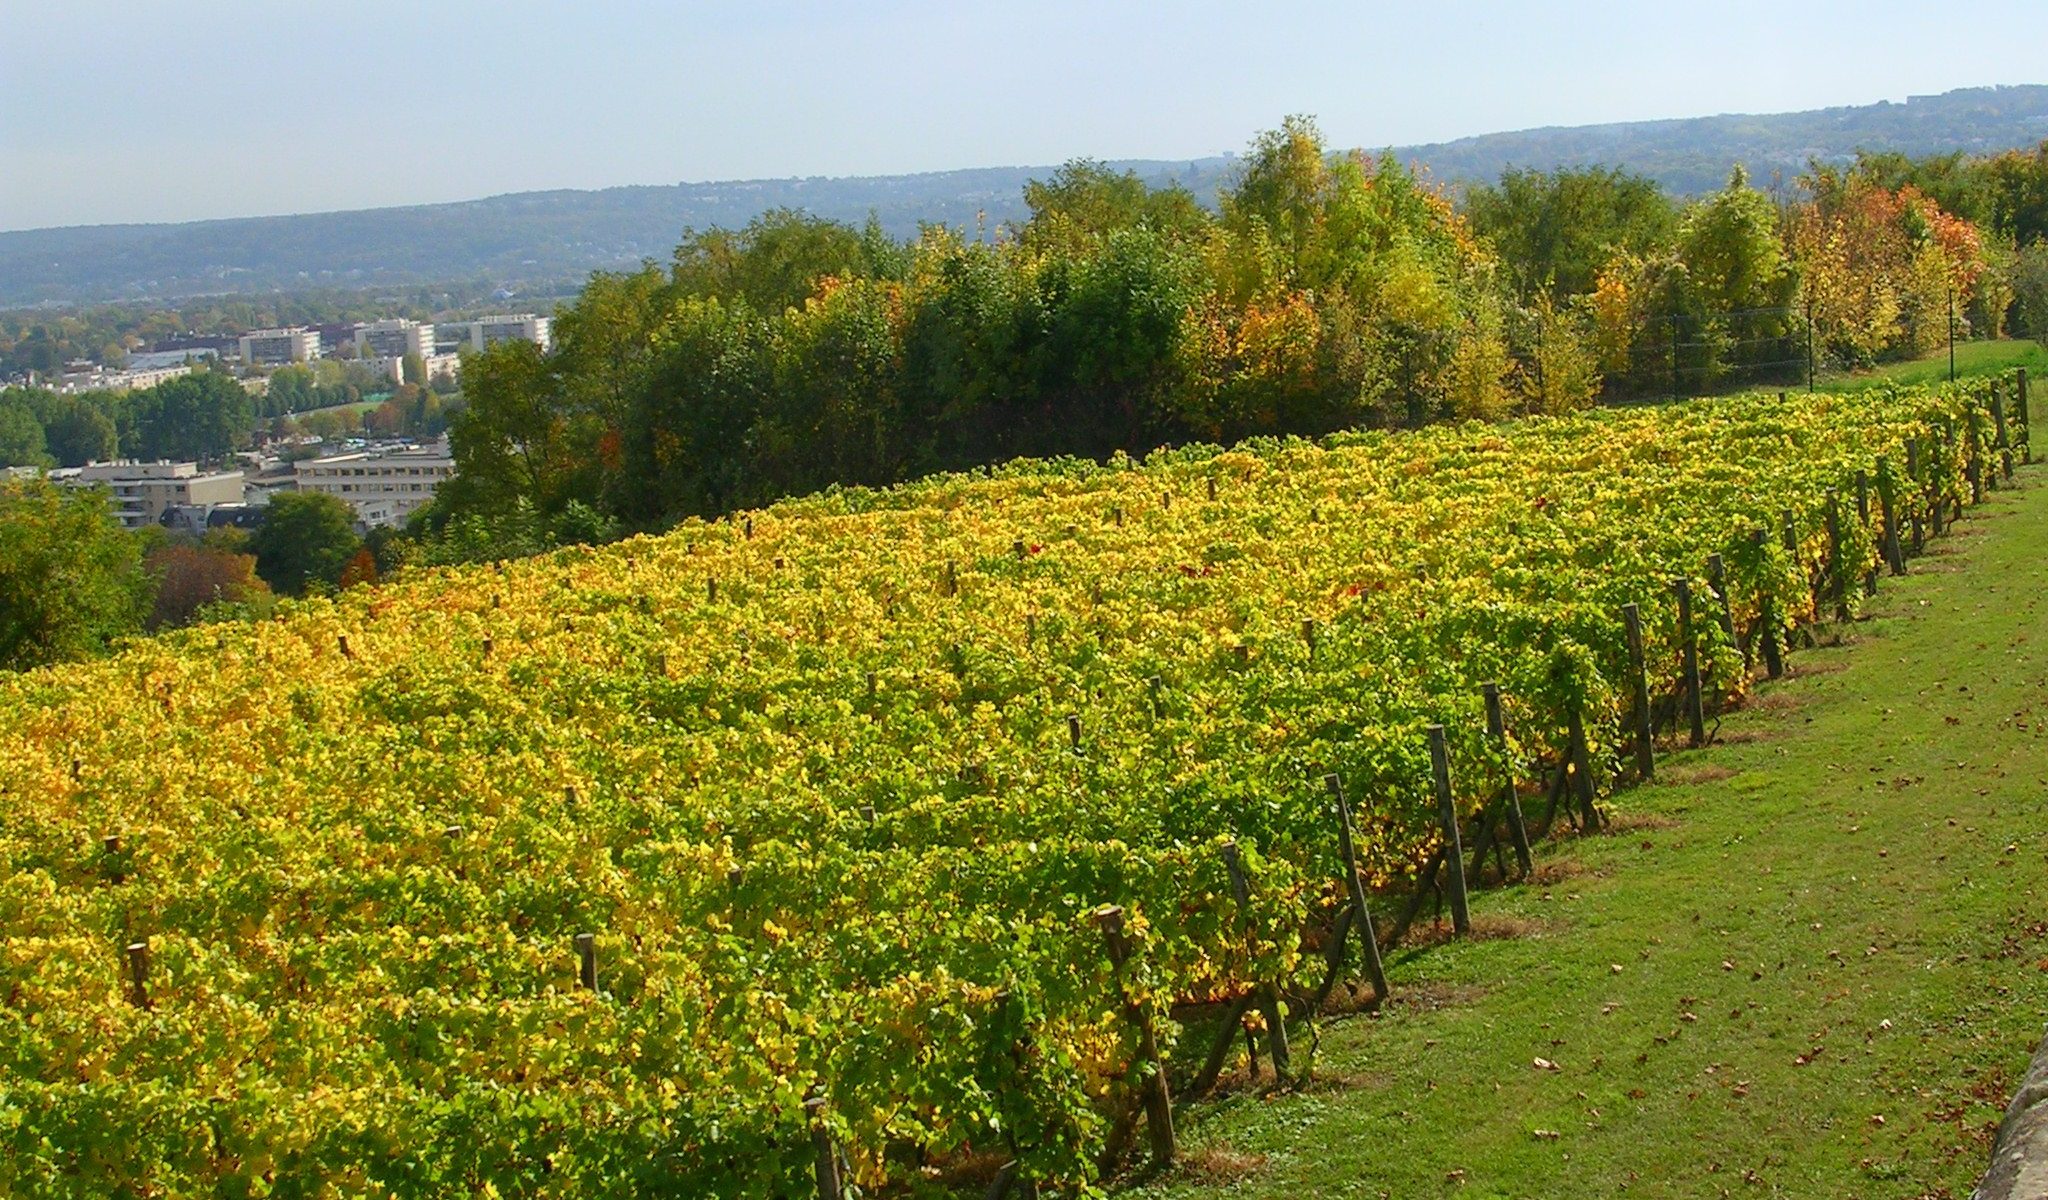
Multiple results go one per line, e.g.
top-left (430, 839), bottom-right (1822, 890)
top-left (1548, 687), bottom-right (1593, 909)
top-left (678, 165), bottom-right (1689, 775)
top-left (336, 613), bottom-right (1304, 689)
top-left (1819, 339), bottom-right (2048, 393)
top-left (1135, 467), bottom-right (2048, 1199)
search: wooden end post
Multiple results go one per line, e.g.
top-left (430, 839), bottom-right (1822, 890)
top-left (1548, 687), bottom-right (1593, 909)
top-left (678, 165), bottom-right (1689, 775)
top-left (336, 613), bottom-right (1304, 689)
top-left (574, 932), bottom-right (596, 991)
top-left (1426, 726), bottom-right (1471, 935)
top-left (1706, 555), bottom-right (1741, 668)
top-left (1752, 528), bottom-right (1785, 679)
top-left (804, 1094), bottom-right (844, 1200)
top-left (126, 940), bottom-right (150, 1009)
top-left (1674, 578), bottom-right (1705, 747)
top-left (1095, 906), bottom-right (1175, 1168)
top-left (1482, 684), bottom-right (1534, 878)
top-left (1324, 774), bottom-right (1389, 1002)
top-left (1220, 841), bottom-right (1290, 1080)
top-left (1621, 604), bottom-right (1655, 780)
top-left (1877, 457), bottom-right (1905, 577)
top-left (1824, 489), bottom-right (1849, 620)
top-left (1566, 707), bottom-right (1601, 831)
top-left (1905, 437), bottom-right (1925, 551)
top-left (2018, 368), bottom-right (2031, 463)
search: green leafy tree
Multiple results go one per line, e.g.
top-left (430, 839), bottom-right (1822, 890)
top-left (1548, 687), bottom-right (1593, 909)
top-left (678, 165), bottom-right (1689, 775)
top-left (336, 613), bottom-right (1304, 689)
top-left (1465, 166), bottom-right (1677, 299)
top-left (129, 370), bottom-right (254, 462)
top-left (1019, 160), bottom-right (1210, 253)
top-left (440, 339), bottom-right (568, 521)
top-left (0, 399), bottom-right (50, 468)
top-left (44, 402), bottom-right (118, 466)
top-left (2014, 241), bottom-right (2048, 345)
top-left (672, 208), bottom-right (890, 315)
top-left (0, 481), bottom-right (150, 670)
top-left (250, 492), bottom-right (361, 596)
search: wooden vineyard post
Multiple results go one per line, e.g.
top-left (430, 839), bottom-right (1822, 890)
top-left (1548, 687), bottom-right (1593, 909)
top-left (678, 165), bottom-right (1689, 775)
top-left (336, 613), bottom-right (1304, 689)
top-left (1928, 432), bottom-right (1947, 537)
top-left (1301, 618), bottom-right (1317, 659)
top-left (1621, 605), bottom-right (1655, 781)
top-left (1752, 528), bottom-right (1785, 680)
top-left (575, 933), bottom-right (597, 991)
top-left (1780, 507), bottom-right (1813, 627)
top-left (1426, 725), bottom-right (1471, 935)
top-left (1095, 906), bottom-right (1175, 1169)
top-left (1905, 438), bottom-right (1925, 552)
top-left (2019, 368), bottom-right (2032, 463)
top-left (1706, 554), bottom-right (1741, 667)
top-left (1991, 386), bottom-right (2014, 481)
top-left (1824, 489), bottom-right (1849, 621)
top-left (1967, 425), bottom-right (1985, 505)
top-left (126, 939), bottom-right (150, 1009)
top-left (1673, 577), bottom-right (1706, 747)
top-left (1482, 684), bottom-right (1534, 878)
top-left (1324, 774), bottom-right (1389, 1003)
top-left (1566, 707), bottom-right (1602, 831)
top-left (102, 833), bottom-right (124, 885)
top-left (1854, 473), bottom-right (1877, 596)
top-left (1877, 457), bottom-right (1905, 577)
top-left (804, 1094), bottom-right (844, 1200)
top-left (1220, 841), bottom-right (1290, 1081)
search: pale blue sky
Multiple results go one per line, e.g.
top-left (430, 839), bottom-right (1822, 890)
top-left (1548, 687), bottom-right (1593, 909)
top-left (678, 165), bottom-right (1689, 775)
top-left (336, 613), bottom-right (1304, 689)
top-left (2, 0), bottom-right (2041, 231)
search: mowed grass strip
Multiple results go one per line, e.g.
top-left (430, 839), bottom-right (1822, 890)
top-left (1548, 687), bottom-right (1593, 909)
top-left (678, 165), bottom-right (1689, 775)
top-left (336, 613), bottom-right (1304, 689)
top-left (1137, 469), bottom-right (2048, 1200)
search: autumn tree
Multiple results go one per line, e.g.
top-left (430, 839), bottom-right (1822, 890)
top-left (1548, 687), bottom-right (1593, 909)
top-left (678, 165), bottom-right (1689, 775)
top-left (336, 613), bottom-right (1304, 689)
top-left (145, 543), bottom-right (268, 629)
top-left (0, 481), bottom-right (150, 670)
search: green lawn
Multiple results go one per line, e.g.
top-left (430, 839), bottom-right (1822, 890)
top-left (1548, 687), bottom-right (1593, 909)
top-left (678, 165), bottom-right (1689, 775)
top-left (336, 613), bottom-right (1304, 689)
top-left (1132, 465), bottom-right (2048, 1198)
top-left (1819, 339), bottom-right (2048, 392)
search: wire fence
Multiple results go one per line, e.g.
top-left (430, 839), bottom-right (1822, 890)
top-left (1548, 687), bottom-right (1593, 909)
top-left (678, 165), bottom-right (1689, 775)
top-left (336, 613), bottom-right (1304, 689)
top-left (1604, 295), bottom-right (1979, 402)
top-left (1609, 305), bottom-right (1813, 400)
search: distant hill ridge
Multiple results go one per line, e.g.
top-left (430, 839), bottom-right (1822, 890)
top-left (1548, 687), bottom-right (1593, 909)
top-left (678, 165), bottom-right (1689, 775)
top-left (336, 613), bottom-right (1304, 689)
top-left (4, 84), bottom-right (2044, 308)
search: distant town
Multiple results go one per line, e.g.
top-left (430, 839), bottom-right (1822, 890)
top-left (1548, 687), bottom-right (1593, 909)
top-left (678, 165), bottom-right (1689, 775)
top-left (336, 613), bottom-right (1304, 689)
top-left (3, 313), bottom-right (549, 533)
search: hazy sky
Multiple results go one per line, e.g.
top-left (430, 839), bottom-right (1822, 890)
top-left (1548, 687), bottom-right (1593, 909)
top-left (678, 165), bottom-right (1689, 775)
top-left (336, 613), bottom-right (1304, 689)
top-left (2, 0), bottom-right (2042, 232)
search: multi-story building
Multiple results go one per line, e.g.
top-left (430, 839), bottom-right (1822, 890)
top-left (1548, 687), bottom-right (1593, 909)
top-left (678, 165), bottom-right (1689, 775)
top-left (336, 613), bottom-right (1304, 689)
top-left (238, 327), bottom-right (320, 365)
top-left (62, 461), bottom-right (247, 529)
top-left (353, 319), bottom-right (436, 360)
top-left (459, 314), bottom-right (552, 353)
top-left (293, 442), bottom-right (455, 529)
top-left (53, 363), bottom-right (194, 394)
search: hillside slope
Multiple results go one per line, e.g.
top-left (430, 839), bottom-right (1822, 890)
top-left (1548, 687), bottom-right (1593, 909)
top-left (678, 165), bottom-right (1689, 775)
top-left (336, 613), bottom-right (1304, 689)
top-left (0, 380), bottom-right (2012, 1196)
top-left (3, 85), bottom-right (2042, 307)
top-left (1138, 466), bottom-right (2048, 1198)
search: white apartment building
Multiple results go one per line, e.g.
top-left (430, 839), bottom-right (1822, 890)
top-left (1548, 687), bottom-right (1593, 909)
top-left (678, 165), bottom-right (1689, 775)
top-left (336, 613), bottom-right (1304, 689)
top-left (62, 461), bottom-right (247, 529)
top-left (53, 363), bottom-right (193, 394)
top-left (239, 327), bottom-right (321, 365)
top-left (294, 442), bottom-right (455, 529)
top-left (353, 319), bottom-right (435, 360)
top-left (460, 314), bottom-right (552, 353)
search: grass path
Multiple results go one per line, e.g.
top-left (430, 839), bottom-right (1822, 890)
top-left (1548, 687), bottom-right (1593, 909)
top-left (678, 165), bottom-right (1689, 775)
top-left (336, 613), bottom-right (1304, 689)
top-left (1818, 340), bottom-right (2047, 393)
top-left (1137, 468), bottom-right (2048, 1199)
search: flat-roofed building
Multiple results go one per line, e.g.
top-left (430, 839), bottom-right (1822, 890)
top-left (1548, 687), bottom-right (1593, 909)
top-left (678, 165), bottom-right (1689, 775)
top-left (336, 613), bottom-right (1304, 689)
top-left (293, 442), bottom-right (455, 529)
top-left (62, 461), bottom-right (247, 529)
top-left (239, 327), bottom-right (320, 365)
top-left (353, 319), bottom-right (435, 360)
top-left (460, 314), bottom-right (551, 353)
top-left (54, 363), bottom-right (194, 394)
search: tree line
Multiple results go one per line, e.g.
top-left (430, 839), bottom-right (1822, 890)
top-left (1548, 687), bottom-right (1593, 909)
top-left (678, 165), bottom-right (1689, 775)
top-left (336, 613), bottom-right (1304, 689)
top-left (0, 363), bottom-right (461, 471)
top-left (432, 120), bottom-right (2048, 546)
top-left (0, 480), bottom-right (380, 673)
